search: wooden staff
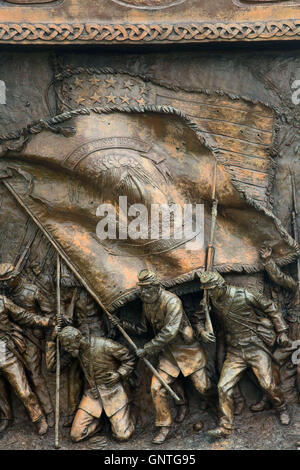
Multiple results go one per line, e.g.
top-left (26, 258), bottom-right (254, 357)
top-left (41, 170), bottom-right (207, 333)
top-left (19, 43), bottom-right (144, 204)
top-left (55, 253), bottom-right (62, 449)
top-left (1, 178), bottom-right (180, 403)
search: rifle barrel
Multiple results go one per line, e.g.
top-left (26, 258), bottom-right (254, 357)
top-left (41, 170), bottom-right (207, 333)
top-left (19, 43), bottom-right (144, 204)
top-left (290, 167), bottom-right (300, 291)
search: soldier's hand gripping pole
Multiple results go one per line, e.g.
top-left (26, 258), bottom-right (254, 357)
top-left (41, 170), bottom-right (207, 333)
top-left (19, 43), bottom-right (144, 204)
top-left (55, 253), bottom-right (62, 450)
top-left (1, 178), bottom-right (181, 404)
top-left (202, 161), bottom-right (218, 335)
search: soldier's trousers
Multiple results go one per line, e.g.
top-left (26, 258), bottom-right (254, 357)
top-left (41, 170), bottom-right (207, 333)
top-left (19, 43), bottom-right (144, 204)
top-left (67, 360), bottom-right (83, 417)
top-left (218, 345), bottom-right (286, 431)
top-left (70, 404), bottom-right (134, 442)
top-left (0, 376), bottom-right (12, 423)
top-left (173, 378), bottom-right (188, 408)
top-left (23, 338), bottom-right (53, 415)
top-left (0, 352), bottom-right (43, 423)
top-left (151, 367), bottom-right (211, 427)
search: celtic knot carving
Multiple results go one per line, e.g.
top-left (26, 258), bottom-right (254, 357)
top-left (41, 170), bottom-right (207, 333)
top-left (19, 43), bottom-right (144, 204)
top-left (0, 21), bottom-right (299, 43)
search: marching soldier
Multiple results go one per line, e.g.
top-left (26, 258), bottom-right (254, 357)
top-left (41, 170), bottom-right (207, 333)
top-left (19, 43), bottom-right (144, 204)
top-left (0, 264), bottom-right (55, 435)
top-left (260, 244), bottom-right (300, 342)
top-left (197, 271), bottom-right (290, 439)
top-left (259, 244), bottom-right (300, 402)
top-left (46, 326), bottom-right (136, 442)
top-left (1, 263), bottom-right (55, 427)
top-left (115, 269), bottom-right (214, 445)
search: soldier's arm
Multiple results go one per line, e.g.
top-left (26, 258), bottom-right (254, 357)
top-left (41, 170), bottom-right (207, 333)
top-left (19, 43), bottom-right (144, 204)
top-left (109, 341), bottom-right (135, 379)
top-left (188, 301), bottom-right (216, 343)
top-left (246, 292), bottom-right (288, 334)
top-left (45, 339), bottom-right (56, 371)
top-left (45, 338), bottom-right (72, 372)
top-left (35, 289), bottom-right (54, 315)
top-left (143, 298), bottom-right (183, 355)
top-left (190, 302), bottom-right (206, 335)
top-left (4, 297), bottom-right (53, 329)
top-left (263, 258), bottom-right (298, 291)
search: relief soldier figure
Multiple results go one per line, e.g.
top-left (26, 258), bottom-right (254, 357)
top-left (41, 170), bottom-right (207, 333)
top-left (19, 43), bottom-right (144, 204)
top-left (59, 282), bottom-right (107, 427)
top-left (259, 244), bottom-right (300, 400)
top-left (197, 271), bottom-right (291, 439)
top-left (2, 263), bottom-right (55, 427)
top-left (260, 243), bottom-right (300, 342)
top-left (117, 269), bottom-right (214, 444)
top-left (0, 263), bottom-right (55, 435)
top-left (46, 326), bottom-right (136, 442)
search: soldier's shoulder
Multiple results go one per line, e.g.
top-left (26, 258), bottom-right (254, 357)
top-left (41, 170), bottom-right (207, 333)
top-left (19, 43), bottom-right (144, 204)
top-left (242, 288), bottom-right (264, 302)
top-left (22, 283), bottom-right (39, 294)
top-left (161, 289), bottom-right (183, 309)
top-left (94, 336), bottom-right (123, 351)
top-left (161, 288), bottom-right (180, 301)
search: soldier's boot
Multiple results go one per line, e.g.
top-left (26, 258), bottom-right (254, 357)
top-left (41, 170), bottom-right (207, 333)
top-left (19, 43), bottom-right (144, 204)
top-left (35, 416), bottom-right (48, 435)
top-left (193, 421), bottom-right (204, 432)
top-left (0, 419), bottom-right (10, 433)
top-left (234, 395), bottom-right (245, 416)
top-left (207, 426), bottom-right (232, 439)
top-left (64, 414), bottom-right (76, 428)
top-left (278, 409), bottom-right (290, 426)
top-left (250, 395), bottom-right (270, 413)
top-left (47, 411), bottom-right (55, 428)
top-left (174, 404), bottom-right (189, 424)
top-left (199, 400), bottom-right (208, 411)
top-left (152, 426), bottom-right (172, 444)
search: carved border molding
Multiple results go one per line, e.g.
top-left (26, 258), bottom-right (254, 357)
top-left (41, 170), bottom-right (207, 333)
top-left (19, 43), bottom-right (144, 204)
top-left (0, 20), bottom-right (300, 43)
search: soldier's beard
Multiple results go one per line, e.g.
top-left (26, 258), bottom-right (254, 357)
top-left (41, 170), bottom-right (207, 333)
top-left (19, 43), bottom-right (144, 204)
top-left (140, 288), bottom-right (160, 303)
top-left (69, 348), bottom-right (79, 358)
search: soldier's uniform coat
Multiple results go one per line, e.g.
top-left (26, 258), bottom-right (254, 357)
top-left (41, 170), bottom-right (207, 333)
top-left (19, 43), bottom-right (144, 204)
top-left (11, 281), bottom-right (54, 416)
top-left (46, 335), bottom-right (135, 441)
top-left (209, 285), bottom-right (288, 430)
top-left (0, 295), bottom-right (51, 423)
top-left (127, 288), bottom-right (212, 427)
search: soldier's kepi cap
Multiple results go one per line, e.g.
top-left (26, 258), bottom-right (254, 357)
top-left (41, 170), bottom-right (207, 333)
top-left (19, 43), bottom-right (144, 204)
top-left (0, 263), bottom-right (18, 281)
top-left (137, 269), bottom-right (160, 286)
top-left (199, 271), bottom-right (226, 289)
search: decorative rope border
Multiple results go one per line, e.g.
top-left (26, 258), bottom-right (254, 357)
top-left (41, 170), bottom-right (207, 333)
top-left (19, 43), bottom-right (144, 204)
top-left (0, 20), bottom-right (300, 43)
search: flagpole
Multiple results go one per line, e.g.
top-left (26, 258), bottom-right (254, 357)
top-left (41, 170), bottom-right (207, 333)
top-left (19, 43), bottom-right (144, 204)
top-left (55, 253), bottom-right (62, 449)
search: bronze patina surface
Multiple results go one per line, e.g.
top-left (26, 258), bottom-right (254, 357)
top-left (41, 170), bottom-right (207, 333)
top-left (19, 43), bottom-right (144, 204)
top-left (1, 0), bottom-right (300, 450)
top-left (0, 0), bottom-right (300, 44)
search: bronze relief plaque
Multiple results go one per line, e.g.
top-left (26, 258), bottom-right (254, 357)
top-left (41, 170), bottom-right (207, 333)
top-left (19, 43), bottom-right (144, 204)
top-left (3, 0), bottom-right (57, 3)
top-left (236, 0), bottom-right (299, 4)
top-left (110, 0), bottom-right (185, 8)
